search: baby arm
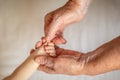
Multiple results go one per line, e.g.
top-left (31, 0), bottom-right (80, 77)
top-left (3, 42), bottom-right (55, 80)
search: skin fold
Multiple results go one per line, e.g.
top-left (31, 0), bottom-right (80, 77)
top-left (84, 36), bottom-right (120, 75)
top-left (35, 36), bottom-right (120, 76)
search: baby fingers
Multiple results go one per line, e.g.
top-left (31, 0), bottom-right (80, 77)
top-left (46, 49), bottom-right (56, 56)
top-left (45, 44), bottom-right (56, 57)
top-left (47, 42), bottom-right (54, 46)
top-left (45, 46), bottom-right (55, 50)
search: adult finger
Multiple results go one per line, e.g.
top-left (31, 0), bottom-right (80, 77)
top-left (44, 13), bottom-right (54, 36)
top-left (52, 36), bottom-right (66, 44)
top-left (46, 17), bottom-right (64, 42)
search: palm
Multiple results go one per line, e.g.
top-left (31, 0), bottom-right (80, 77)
top-left (38, 46), bottom-right (84, 75)
top-left (53, 50), bottom-right (82, 75)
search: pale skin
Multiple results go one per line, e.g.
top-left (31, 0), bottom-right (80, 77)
top-left (34, 0), bottom-right (120, 76)
top-left (3, 0), bottom-right (92, 78)
top-left (4, 0), bottom-right (120, 78)
top-left (3, 42), bottom-right (56, 80)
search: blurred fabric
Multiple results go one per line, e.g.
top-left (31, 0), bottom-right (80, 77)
top-left (0, 0), bottom-right (120, 80)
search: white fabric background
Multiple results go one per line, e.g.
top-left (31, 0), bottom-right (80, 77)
top-left (0, 0), bottom-right (120, 80)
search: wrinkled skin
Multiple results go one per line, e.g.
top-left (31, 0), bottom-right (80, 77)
top-left (34, 0), bottom-right (120, 76)
top-left (34, 36), bottom-right (120, 76)
top-left (35, 45), bottom-right (85, 75)
top-left (32, 38), bottom-right (85, 75)
top-left (44, 0), bottom-right (86, 44)
top-left (38, 0), bottom-right (89, 75)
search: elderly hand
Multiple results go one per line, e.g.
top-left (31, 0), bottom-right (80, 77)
top-left (34, 36), bottom-right (120, 76)
top-left (34, 45), bottom-right (86, 75)
top-left (44, 0), bottom-right (89, 44)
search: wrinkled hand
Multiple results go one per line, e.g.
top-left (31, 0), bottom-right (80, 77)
top-left (34, 45), bottom-right (86, 75)
top-left (44, 0), bottom-right (87, 44)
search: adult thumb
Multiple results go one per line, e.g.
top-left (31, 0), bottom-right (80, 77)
top-left (52, 36), bottom-right (67, 44)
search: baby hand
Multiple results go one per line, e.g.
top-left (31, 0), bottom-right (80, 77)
top-left (30, 41), bottom-right (46, 56)
top-left (44, 42), bottom-right (56, 57)
top-left (30, 41), bottom-right (56, 57)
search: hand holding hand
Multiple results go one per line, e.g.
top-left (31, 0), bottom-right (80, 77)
top-left (35, 45), bottom-right (86, 75)
top-left (31, 40), bottom-right (56, 57)
top-left (44, 0), bottom-right (88, 44)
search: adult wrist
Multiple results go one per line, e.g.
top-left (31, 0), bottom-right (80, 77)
top-left (80, 47), bottom-right (108, 75)
top-left (76, 52), bottom-right (96, 75)
top-left (75, 53), bottom-right (88, 75)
